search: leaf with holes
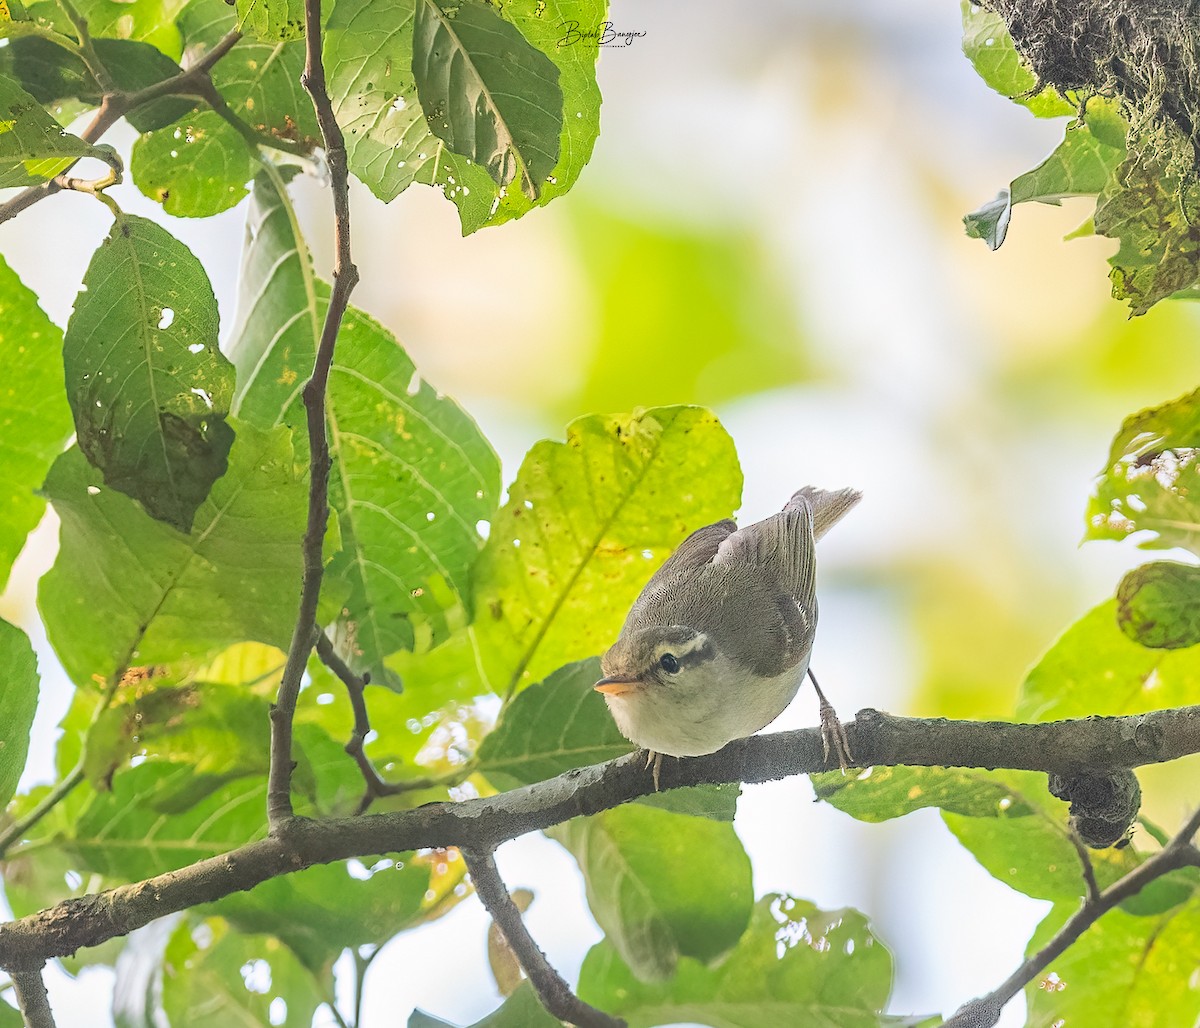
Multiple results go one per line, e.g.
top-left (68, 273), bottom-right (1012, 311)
top-left (550, 803), bottom-right (752, 981)
top-left (472, 406), bottom-right (741, 694)
top-left (0, 254), bottom-right (72, 589)
top-left (63, 212), bottom-right (235, 532)
top-left (0, 74), bottom-right (113, 186)
top-left (1086, 386), bottom-right (1200, 554)
top-left (228, 171), bottom-right (500, 686)
top-left (235, 0), bottom-right (305, 41)
top-left (578, 895), bottom-right (896, 1026)
top-left (412, 0), bottom-right (562, 200)
top-left (131, 110), bottom-right (259, 217)
top-left (38, 422), bottom-right (306, 687)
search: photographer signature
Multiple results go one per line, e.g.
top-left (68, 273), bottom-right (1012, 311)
top-left (559, 20), bottom-right (647, 48)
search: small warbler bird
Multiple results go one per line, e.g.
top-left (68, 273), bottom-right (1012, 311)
top-left (595, 486), bottom-right (860, 784)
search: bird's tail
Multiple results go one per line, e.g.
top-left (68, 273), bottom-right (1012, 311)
top-left (786, 486), bottom-right (861, 541)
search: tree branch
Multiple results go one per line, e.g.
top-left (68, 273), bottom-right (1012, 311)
top-left (463, 848), bottom-right (625, 1028)
top-left (0, 29), bottom-right (243, 225)
top-left (5, 705), bottom-right (1200, 970)
top-left (266, 0), bottom-right (360, 827)
top-left (10, 967), bottom-right (56, 1028)
top-left (943, 804), bottom-right (1200, 1027)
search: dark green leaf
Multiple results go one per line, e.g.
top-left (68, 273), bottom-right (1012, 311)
top-left (550, 804), bottom-right (752, 980)
top-left (63, 212), bottom-right (235, 532)
top-left (131, 110), bottom-right (258, 216)
top-left (1094, 126), bottom-right (1200, 315)
top-left (0, 999), bottom-right (22, 1027)
top-left (1018, 600), bottom-right (1200, 721)
top-left (0, 73), bottom-right (110, 186)
top-left (0, 619), bottom-right (38, 809)
top-left (473, 406), bottom-right (742, 694)
top-left (412, 0), bottom-right (562, 200)
top-left (161, 918), bottom-right (324, 1027)
top-left (959, 1), bottom-right (1073, 117)
top-left (1117, 560), bottom-right (1200, 649)
top-left (478, 657), bottom-right (739, 819)
top-left (0, 253), bottom-right (71, 589)
top-left (0, 37), bottom-right (193, 132)
top-left (229, 171), bottom-right (500, 685)
top-left (1024, 897), bottom-right (1200, 1026)
top-left (39, 423), bottom-right (307, 686)
top-left (812, 765), bottom-right (1034, 822)
top-left (578, 894), bottom-right (894, 1027)
top-left (1086, 386), bottom-right (1200, 554)
top-left (235, 0), bottom-right (305, 41)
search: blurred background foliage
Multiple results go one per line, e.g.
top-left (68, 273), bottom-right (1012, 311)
top-left (4, 0), bottom-right (1200, 1023)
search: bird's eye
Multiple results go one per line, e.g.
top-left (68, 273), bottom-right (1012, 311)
top-left (659, 653), bottom-right (680, 674)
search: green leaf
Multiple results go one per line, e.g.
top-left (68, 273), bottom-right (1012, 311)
top-left (550, 803), bottom-right (752, 981)
top-left (412, 0), bottom-right (562, 201)
top-left (959, 1), bottom-right (1073, 117)
top-left (965, 111), bottom-right (1125, 250)
top-left (410, 982), bottom-right (560, 1027)
top-left (1025, 898), bottom-right (1200, 1026)
top-left (229, 171), bottom-right (499, 684)
top-left (235, 0), bottom-right (304, 41)
top-left (0, 37), bottom-right (193, 132)
top-left (326, 0), bottom-right (602, 231)
top-left (1018, 600), bottom-right (1200, 722)
top-left (1095, 127), bottom-right (1200, 315)
top-left (39, 422), bottom-right (307, 687)
top-left (1117, 561), bottom-right (1200, 649)
top-left (1085, 386), bottom-right (1200, 554)
top-left (161, 918), bottom-right (324, 1027)
top-left (23, 0), bottom-right (188, 58)
top-left (131, 109), bottom-right (258, 216)
top-left (0, 999), bottom-right (22, 1027)
top-left (812, 765), bottom-right (1034, 822)
top-left (0, 253), bottom-right (71, 589)
top-left (478, 657), bottom-right (739, 819)
top-left (180, 2), bottom-right (319, 147)
top-left (472, 406), bottom-right (741, 694)
top-left (0, 619), bottom-right (38, 809)
top-left (0, 73), bottom-right (110, 185)
top-left (578, 894), bottom-right (894, 1027)
top-left (63, 212), bottom-right (235, 532)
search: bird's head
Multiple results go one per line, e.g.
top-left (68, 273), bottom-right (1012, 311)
top-left (595, 625), bottom-right (716, 696)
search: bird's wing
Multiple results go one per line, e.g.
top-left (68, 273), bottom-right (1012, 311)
top-left (640, 519), bottom-right (736, 591)
top-left (713, 502), bottom-right (816, 609)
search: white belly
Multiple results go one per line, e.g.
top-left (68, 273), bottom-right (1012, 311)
top-left (603, 655), bottom-right (808, 757)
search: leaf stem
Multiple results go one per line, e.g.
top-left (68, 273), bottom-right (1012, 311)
top-left (266, 0), bottom-right (360, 828)
top-left (54, 0), bottom-right (115, 93)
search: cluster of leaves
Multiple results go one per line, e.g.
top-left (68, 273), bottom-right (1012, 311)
top-left (959, 2), bottom-right (1200, 315)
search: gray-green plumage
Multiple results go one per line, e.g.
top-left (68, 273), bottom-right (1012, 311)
top-left (597, 487), bottom-right (860, 757)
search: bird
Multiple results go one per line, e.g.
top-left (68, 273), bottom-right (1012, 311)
top-left (594, 486), bottom-right (860, 787)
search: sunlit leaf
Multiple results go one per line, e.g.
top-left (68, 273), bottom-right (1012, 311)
top-left (1086, 386), bottom-right (1200, 554)
top-left (39, 423), bottom-right (306, 687)
top-left (235, 0), bottom-right (304, 41)
top-left (578, 894), bottom-right (894, 1027)
top-left (473, 406), bottom-right (742, 694)
top-left (22, 0), bottom-right (188, 59)
top-left (410, 981), bottom-right (559, 1027)
top-left (0, 619), bottom-right (38, 809)
top-left (161, 918), bottom-right (324, 1027)
top-left (1117, 561), bottom-right (1200, 649)
top-left (63, 212), bottom-right (235, 532)
top-left (550, 803), bottom-right (752, 981)
top-left (0, 253), bottom-right (71, 589)
top-left (812, 765), bottom-right (1034, 822)
top-left (228, 171), bottom-right (500, 686)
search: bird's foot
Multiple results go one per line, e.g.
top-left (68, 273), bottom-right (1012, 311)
top-left (644, 749), bottom-right (663, 792)
top-left (808, 668), bottom-right (854, 773)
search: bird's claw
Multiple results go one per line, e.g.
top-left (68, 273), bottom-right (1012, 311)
top-left (644, 749), bottom-right (663, 792)
top-left (819, 698), bottom-right (854, 773)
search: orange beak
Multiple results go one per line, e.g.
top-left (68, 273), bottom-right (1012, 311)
top-left (594, 675), bottom-right (641, 696)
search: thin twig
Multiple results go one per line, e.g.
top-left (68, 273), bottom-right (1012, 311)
top-left (944, 805), bottom-right (1200, 1027)
top-left (1067, 828), bottom-right (1101, 905)
top-left (10, 967), bottom-right (56, 1028)
top-left (56, 0), bottom-right (115, 93)
top-left (0, 30), bottom-right (243, 225)
top-left (463, 849), bottom-right (625, 1028)
top-left (266, 0), bottom-right (360, 828)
